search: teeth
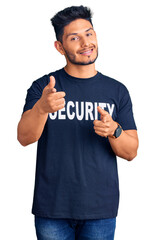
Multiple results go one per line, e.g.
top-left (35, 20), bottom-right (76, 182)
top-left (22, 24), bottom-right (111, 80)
top-left (80, 49), bottom-right (93, 54)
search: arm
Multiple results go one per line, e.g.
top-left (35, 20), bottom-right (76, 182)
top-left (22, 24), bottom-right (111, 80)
top-left (17, 76), bottom-right (66, 146)
top-left (93, 106), bottom-right (139, 161)
top-left (17, 103), bottom-right (48, 146)
top-left (108, 129), bottom-right (139, 161)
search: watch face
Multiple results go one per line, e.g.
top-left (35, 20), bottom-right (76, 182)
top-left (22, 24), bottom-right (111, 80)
top-left (115, 126), bottom-right (122, 138)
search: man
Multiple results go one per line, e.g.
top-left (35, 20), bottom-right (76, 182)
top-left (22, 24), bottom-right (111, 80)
top-left (17, 5), bottom-right (139, 240)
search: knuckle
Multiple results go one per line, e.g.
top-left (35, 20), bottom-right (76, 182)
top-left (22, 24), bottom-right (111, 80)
top-left (59, 91), bottom-right (66, 98)
top-left (52, 105), bottom-right (56, 112)
top-left (103, 129), bottom-right (107, 134)
top-left (107, 122), bottom-right (110, 127)
top-left (49, 101), bottom-right (54, 108)
top-left (58, 104), bottom-right (65, 110)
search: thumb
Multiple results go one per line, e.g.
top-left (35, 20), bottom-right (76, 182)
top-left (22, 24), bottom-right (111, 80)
top-left (48, 76), bottom-right (56, 89)
top-left (97, 106), bottom-right (108, 116)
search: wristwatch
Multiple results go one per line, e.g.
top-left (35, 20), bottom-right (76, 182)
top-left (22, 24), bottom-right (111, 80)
top-left (110, 122), bottom-right (122, 139)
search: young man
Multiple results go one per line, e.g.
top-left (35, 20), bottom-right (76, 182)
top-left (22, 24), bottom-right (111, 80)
top-left (17, 5), bottom-right (139, 240)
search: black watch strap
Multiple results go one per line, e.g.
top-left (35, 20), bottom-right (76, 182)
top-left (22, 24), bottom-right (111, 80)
top-left (113, 123), bottom-right (122, 138)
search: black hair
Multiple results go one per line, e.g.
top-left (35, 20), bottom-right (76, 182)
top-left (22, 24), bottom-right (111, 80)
top-left (50, 5), bottom-right (93, 43)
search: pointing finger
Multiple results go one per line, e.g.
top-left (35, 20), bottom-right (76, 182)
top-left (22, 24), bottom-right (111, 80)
top-left (52, 88), bottom-right (57, 93)
top-left (101, 114), bottom-right (110, 123)
top-left (97, 106), bottom-right (108, 116)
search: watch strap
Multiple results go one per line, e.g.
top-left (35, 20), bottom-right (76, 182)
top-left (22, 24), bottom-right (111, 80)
top-left (109, 122), bottom-right (122, 139)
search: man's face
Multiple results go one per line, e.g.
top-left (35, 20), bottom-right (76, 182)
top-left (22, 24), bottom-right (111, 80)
top-left (60, 19), bottom-right (98, 66)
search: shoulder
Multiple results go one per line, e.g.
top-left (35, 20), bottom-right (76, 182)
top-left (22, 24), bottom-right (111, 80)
top-left (98, 72), bottom-right (129, 97)
top-left (99, 72), bottom-right (127, 89)
top-left (30, 68), bottom-right (62, 92)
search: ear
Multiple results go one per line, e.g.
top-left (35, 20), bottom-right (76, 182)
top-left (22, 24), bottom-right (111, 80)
top-left (54, 41), bottom-right (65, 55)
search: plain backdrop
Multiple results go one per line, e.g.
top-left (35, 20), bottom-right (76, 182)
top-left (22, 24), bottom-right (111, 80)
top-left (0, 0), bottom-right (156, 239)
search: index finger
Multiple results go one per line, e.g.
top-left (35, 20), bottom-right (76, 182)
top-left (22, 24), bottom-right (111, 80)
top-left (101, 114), bottom-right (110, 123)
top-left (46, 88), bottom-right (57, 94)
top-left (53, 91), bottom-right (66, 99)
top-left (97, 106), bottom-right (109, 116)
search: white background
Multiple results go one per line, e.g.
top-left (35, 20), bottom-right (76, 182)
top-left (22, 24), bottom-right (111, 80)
top-left (0, 0), bottom-right (156, 239)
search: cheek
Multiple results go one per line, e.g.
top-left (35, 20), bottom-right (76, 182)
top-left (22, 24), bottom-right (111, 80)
top-left (67, 45), bottom-right (80, 57)
top-left (93, 38), bottom-right (98, 48)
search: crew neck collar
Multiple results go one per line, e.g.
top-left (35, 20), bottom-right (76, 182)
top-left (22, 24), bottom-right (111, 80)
top-left (61, 67), bottom-right (100, 82)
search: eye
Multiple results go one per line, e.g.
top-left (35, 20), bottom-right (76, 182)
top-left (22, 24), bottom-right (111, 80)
top-left (71, 36), bottom-right (79, 41)
top-left (86, 33), bottom-right (93, 37)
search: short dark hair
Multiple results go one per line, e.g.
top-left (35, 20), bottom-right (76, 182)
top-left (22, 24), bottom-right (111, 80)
top-left (50, 5), bottom-right (93, 43)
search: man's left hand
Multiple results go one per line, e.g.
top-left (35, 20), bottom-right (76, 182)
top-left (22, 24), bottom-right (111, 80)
top-left (93, 106), bottom-right (118, 138)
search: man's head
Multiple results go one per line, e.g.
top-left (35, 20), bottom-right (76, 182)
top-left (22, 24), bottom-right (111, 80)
top-left (51, 5), bottom-right (93, 44)
top-left (50, 6), bottom-right (98, 66)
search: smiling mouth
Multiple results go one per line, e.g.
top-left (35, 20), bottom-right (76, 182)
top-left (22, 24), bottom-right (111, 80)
top-left (79, 48), bottom-right (94, 56)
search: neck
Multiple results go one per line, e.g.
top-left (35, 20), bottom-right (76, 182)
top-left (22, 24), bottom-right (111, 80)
top-left (64, 63), bottom-right (97, 78)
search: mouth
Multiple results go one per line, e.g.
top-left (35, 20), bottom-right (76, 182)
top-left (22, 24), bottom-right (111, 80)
top-left (79, 48), bottom-right (94, 56)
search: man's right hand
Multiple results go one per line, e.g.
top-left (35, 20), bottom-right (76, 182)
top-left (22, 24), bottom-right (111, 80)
top-left (38, 76), bottom-right (66, 114)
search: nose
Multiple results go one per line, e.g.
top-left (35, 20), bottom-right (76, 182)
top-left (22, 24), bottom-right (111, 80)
top-left (81, 36), bottom-right (90, 48)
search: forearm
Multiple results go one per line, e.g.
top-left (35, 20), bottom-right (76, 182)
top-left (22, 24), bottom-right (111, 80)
top-left (17, 99), bottom-right (48, 146)
top-left (108, 130), bottom-right (138, 161)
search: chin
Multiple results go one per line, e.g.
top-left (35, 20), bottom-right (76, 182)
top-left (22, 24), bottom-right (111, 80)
top-left (73, 53), bottom-right (98, 65)
top-left (76, 56), bottom-right (98, 65)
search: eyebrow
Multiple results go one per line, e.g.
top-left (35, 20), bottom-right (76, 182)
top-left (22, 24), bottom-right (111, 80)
top-left (66, 27), bottom-right (94, 39)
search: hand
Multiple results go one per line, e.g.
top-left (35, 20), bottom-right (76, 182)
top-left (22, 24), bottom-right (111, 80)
top-left (93, 106), bottom-right (118, 138)
top-left (38, 76), bottom-right (66, 114)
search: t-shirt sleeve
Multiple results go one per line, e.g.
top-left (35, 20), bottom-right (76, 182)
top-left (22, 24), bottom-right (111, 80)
top-left (22, 75), bottom-right (48, 114)
top-left (116, 84), bottom-right (137, 131)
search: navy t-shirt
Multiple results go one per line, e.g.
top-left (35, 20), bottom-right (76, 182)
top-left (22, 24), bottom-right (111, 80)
top-left (23, 68), bottom-right (137, 220)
